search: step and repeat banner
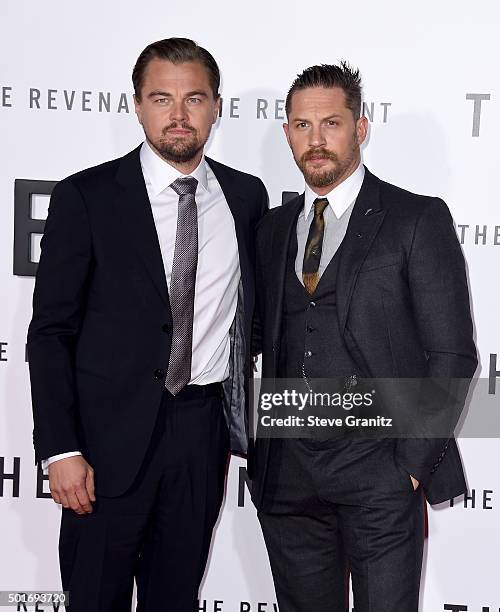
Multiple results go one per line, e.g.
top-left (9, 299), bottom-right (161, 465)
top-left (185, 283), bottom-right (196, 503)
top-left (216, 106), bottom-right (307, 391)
top-left (1, 1), bottom-right (499, 610)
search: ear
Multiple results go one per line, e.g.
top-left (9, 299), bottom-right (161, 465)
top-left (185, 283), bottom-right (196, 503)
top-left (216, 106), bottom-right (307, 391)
top-left (134, 94), bottom-right (143, 126)
top-left (212, 96), bottom-right (221, 124)
top-left (356, 115), bottom-right (368, 146)
top-left (283, 122), bottom-right (291, 147)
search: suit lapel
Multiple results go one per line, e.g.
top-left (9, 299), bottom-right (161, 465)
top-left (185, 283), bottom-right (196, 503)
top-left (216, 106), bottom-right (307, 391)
top-left (270, 195), bottom-right (304, 346)
top-left (115, 146), bottom-right (170, 309)
top-left (336, 168), bottom-right (386, 333)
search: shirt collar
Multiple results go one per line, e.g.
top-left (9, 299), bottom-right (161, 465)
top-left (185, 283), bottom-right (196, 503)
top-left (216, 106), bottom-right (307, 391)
top-left (140, 140), bottom-right (209, 197)
top-left (303, 162), bottom-right (365, 220)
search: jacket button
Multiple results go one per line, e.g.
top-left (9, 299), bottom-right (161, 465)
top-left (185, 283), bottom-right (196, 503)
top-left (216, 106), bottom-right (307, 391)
top-left (309, 301), bottom-right (316, 308)
top-left (307, 325), bottom-right (314, 333)
top-left (161, 323), bottom-right (171, 333)
top-left (305, 350), bottom-right (313, 358)
top-left (154, 369), bottom-right (165, 380)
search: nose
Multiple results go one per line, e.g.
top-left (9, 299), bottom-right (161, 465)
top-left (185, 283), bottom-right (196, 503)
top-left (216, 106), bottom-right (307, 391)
top-left (169, 99), bottom-right (188, 123)
top-left (309, 124), bottom-right (326, 148)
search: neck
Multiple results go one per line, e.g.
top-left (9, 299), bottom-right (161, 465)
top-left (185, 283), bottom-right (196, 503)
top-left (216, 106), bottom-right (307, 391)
top-left (147, 139), bottom-right (203, 175)
top-left (308, 156), bottom-right (361, 197)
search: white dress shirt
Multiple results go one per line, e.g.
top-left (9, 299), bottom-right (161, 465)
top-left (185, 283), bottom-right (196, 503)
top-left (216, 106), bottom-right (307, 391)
top-left (43, 141), bottom-right (240, 469)
top-left (295, 163), bottom-right (365, 282)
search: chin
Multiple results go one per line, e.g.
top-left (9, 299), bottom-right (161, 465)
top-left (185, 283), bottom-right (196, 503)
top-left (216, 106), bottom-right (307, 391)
top-left (308, 171), bottom-right (336, 187)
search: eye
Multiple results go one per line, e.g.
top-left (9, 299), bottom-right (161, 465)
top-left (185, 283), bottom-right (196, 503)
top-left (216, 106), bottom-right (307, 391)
top-left (296, 121), bottom-right (308, 129)
top-left (187, 97), bottom-right (202, 104)
top-left (327, 119), bottom-right (338, 126)
top-left (155, 98), bottom-right (169, 105)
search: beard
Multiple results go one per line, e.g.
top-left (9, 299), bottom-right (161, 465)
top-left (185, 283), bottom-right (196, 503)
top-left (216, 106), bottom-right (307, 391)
top-left (154, 122), bottom-right (204, 164)
top-left (296, 135), bottom-right (359, 189)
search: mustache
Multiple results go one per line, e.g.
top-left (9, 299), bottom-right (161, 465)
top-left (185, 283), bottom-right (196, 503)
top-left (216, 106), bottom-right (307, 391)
top-left (301, 148), bottom-right (338, 163)
top-left (162, 122), bottom-right (196, 135)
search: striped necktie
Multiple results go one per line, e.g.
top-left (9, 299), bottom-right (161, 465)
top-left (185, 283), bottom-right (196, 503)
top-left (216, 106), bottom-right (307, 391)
top-left (302, 197), bottom-right (329, 294)
top-left (165, 176), bottom-right (198, 395)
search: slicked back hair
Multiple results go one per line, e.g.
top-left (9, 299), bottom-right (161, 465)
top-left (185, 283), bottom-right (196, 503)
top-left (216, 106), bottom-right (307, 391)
top-left (133, 37), bottom-right (220, 101)
top-left (285, 62), bottom-right (362, 120)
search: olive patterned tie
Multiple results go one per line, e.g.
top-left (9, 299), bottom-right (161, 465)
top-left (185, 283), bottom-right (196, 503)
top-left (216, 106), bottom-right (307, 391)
top-left (165, 176), bottom-right (198, 395)
top-left (302, 197), bottom-right (329, 294)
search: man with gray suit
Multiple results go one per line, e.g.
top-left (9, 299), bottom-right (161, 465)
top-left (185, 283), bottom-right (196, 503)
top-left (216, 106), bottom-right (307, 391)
top-left (251, 63), bottom-right (476, 611)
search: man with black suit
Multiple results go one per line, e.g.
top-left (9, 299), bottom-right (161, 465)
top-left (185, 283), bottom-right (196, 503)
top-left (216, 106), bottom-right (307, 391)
top-left (27, 38), bottom-right (267, 611)
top-left (251, 63), bottom-right (477, 611)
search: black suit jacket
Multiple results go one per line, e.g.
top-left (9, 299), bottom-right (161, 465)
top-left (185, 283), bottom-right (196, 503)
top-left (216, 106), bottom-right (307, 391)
top-left (250, 167), bottom-right (477, 507)
top-left (27, 145), bottom-right (268, 497)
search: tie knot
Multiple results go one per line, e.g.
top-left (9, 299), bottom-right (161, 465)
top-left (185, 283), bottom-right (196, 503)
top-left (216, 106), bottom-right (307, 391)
top-left (313, 197), bottom-right (328, 216)
top-left (170, 176), bottom-right (198, 196)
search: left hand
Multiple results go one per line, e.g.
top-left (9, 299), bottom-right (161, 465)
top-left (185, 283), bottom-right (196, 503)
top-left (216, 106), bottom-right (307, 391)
top-left (410, 475), bottom-right (420, 490)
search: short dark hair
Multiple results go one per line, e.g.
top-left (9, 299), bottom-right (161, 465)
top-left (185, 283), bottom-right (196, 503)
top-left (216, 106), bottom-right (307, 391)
top-left (132, 37), bottom-right (220, 101)
top-left (285, 61), bottom-right (362, 120)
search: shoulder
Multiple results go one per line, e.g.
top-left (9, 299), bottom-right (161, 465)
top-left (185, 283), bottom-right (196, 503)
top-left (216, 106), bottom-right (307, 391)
top-left (58, 156), bottom-right (124, 195)
top-left (46, 157), bottom-right (122, 217)
top-left (261, 193), bottom-right (303, 223)
top-left (50, 147), bottom-right (142, 210)
top-left (261, 197), bottom-right (299, 223)
top-left (364, 170), bottom-right (451, 228)
top-left (256, 193), bottom-right (302, 241)
top-left (206, 157), bottom-right (266, 192)
top-left (375, 173), bottom-right (449, 219)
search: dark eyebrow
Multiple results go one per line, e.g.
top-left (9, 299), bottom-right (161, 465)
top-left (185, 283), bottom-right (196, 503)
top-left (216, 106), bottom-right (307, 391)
top-left (147, 90), bottom-right (209, 99)
top-left (293, 113), bottom-right (343, 123)
top-left (148, 90), bottom-right (171, 98)
top-left (185, 91), bottom-right (209, 98)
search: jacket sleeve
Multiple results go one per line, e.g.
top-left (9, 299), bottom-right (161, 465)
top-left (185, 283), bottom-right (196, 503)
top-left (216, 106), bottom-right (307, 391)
top-left (27, 178), bottom-right (93, 463)
top-left (250, 180), bottom-right (270, 358)
top-left (395, 197), bottom-right (477, 484)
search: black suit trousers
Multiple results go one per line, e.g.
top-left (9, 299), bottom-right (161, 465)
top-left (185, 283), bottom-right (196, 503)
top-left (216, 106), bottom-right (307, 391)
top-left (258, 438), bottom-right (425, 612)
top-left (59, 385), bottom-right (229, 612)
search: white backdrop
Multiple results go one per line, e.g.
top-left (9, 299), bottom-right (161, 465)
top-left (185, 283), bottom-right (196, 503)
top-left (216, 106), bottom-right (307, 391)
top-left (1, 1), bottom-right (499, 610)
